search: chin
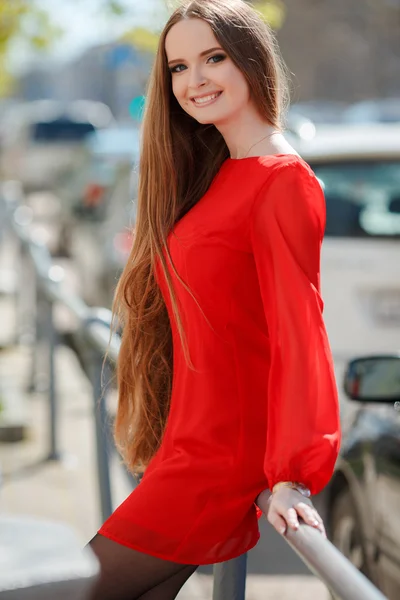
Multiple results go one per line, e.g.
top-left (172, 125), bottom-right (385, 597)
top-left (192, 110), bottom-right (231, 126)
top-left (192, 115), bottom-right (216, 125)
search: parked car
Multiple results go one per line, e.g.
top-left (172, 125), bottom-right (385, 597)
top-left (342, 98), bottom-right (400, 125)
top-left (289, 100), bottom-right (348, 126)
top-left (68, 167), bottom-right (138, 308)
top-left (297, 124), bottom-right (400, 390)
top-left (57, 126), bottom-right (140, 218)
top-left (284, 113), bottom-right (316, 142)
top-left (326, 353), bottom-right (400, 599)
top-left (0, 99), bottom-right (114, 193)
top-left (55, 126), bottom-right (140, 257)
top-left (58, 126), bottom-right (140, 306)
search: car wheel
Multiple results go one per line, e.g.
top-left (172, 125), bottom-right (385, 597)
top-left (330, 488), bottom-right (368, 575)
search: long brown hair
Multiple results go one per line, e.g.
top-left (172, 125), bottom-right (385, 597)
top-left (113, 0), bottom-right (290, 474)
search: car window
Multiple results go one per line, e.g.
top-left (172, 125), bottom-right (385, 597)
top-left (342, 100), bottom-right (400, 124)
top-left (31, 119), bottom-right (96, 143)
top-left (86, 129), bottom-right (140, 156)
top-left (310, 161), bottom-right (400, 238)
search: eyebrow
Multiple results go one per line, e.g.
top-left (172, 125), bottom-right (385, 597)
top-left (167, 47), bottom-right (224, 66)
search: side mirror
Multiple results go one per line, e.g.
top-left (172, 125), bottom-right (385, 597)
top-left (344, 355), bottom-right (400, 403)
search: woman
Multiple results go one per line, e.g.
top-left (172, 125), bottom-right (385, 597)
top-left (89, 1), bottom-right (341, 598)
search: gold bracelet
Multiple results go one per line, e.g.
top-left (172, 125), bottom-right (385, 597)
top-left (272, 481), bottom-right (311, 498)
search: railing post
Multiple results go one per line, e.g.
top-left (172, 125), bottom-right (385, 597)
top-left (212, 553), bottom-right (247, 600)
top-left (0, 190), bottom-right (6, 244)
top-left (87, 346), bottom-right (113, 522)
top-left (12, 235), bottom-right (22, 344)
top-left (27, 267), bottom-right (42, 394)
top-left (12, 206), bottom-right (35, 346)
top-left (42, 289), bottom-right (60, 461)
top-left (14, 238), bottom-right (27, 346)
top-left (27, 255), bottom-right (52, 396)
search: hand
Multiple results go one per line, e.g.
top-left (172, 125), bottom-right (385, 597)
top-left (258, 487), bottom-right (326, 538)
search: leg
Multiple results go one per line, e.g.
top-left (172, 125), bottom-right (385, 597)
top-left (137, 565), bottom-right (198, 600)
top-left (88, 533), bottom-right (198, 600)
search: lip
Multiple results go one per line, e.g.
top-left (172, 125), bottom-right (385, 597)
top-left (190, 91), bottom-right (223, 107)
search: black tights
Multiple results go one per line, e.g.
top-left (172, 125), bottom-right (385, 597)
top-left (88, 534), bottom-right (199, 600)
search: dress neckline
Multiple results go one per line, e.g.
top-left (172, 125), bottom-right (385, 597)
top-left (226, 152), bottom-right (300, 163)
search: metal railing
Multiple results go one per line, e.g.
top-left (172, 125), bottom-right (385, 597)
top-left (1, 181), bottom-right (125, 523)
top-left (0, 181), bottom-right (387, 600)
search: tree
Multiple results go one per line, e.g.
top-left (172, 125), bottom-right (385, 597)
top-left (0, 1), bottom-right (56, 95)
top-left (120, 28), bottom-right (161, 55)
top-left (252, 1), bottom-right (286, 30)
top-left (0, 0), bottom-right (128, 96)
top-left (0, 0), bottom-right (131, 56)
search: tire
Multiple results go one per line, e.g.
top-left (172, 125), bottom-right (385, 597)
top-left (330, 487), bottom-right (370, 576)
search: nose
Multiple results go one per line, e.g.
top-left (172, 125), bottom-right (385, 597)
top-left (188, 65), bottom-right (207, 90)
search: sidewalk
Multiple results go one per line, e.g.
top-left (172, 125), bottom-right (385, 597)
top-left (0, 293), bottom-right (208, 599)
top-left (0, 248), bottom-right (329, 599)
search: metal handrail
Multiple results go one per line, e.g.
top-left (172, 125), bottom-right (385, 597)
top-left (257, 493), bottom-right (386, 600)
top-left (1, 180), bottom-right (124, 518)
top-left (0, 182), bottom-right (388, 600)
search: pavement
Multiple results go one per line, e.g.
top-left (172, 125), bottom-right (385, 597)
top-left (0, 235), bottom-right (330, 599)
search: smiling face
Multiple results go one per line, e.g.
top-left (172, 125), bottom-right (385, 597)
top-left (165, 18), bottom-right (252, 125)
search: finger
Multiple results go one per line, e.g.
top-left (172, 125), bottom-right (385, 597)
top-left (267, 510), bottom-right (287, 536)
top-left (295, 502), bottom-right (319, 526)
top-left (295, 502), bottom-right (326, 536)
top-left (285, 507), bottom-right (299, 531)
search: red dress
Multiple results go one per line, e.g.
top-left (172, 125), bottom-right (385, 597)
top-left (98, 154), bottom-right (341, 565)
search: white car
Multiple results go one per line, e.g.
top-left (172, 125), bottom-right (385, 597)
top-left (296, 124), bottom-right (400, 381)
top-left (0, 100), bottom-right (114, 193)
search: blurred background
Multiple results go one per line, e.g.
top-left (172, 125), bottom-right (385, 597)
top-left (1, 0), bottom-right (399, 307)
top-left (0, 1), bottom-right (399, 599)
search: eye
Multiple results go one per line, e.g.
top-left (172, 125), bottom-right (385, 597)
top-left (169, 64), bottom-right (187, 74)
top-left (207, 53), bottom-right (226, 64)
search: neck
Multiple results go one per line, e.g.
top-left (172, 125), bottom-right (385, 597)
top-left (215, 107), bottom-right (277, 159)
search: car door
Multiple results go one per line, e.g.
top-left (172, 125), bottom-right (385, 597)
top-left (339, 355), bottom-right (400, 596)
top-left (374, 402), bottom-right (400, 599)
top-left (308, 159), bottom-right (400, 406)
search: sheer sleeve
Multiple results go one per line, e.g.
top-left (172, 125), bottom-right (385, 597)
top-left (250, 161), bottom-right (341, 496)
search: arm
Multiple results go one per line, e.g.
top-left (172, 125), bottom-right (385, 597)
top-left (250, 161), bottom-right (341, 533)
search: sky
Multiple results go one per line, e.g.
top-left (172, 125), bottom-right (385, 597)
top-left (9, 0), bottom-right (167, 73)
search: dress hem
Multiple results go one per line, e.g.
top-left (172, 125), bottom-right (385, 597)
top-left (97, 525), bottom-right (260, 566)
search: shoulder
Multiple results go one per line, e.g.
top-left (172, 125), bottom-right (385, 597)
top-left (221, 153), bottom-right (321, 197)
top-left (251, 155), bottom-right (325, 237)
top-left (255, 154), bottom-right (318, 188)
top-left (226, 153), bottom-right (322, 201)
top-left (253, 154), bottom-right (324, 209)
